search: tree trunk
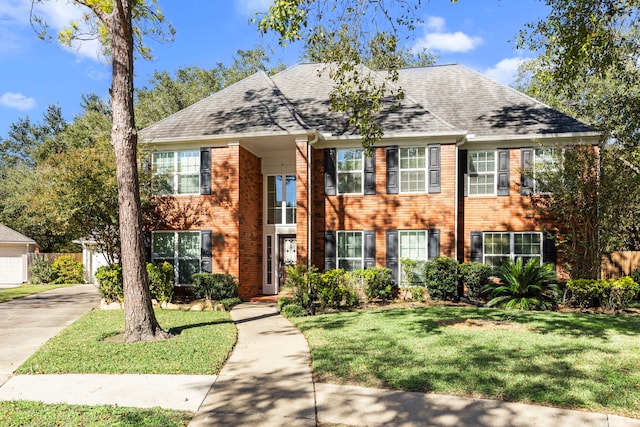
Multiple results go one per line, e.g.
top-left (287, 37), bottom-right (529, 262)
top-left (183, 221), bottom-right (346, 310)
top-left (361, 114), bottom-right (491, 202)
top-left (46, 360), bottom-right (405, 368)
top-left (109, 0), bottom-right (170, 342)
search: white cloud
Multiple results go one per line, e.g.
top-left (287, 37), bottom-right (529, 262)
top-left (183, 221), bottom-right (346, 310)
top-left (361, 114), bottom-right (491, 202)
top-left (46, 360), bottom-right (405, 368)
top-left (234, 0), bottom-right (273, 15)
top-left (413, 16), bottom-right (483, 53)
top-left (484, 57), bottom-right (528, 86)
top-left (0, 92), bottom-right (36, 110)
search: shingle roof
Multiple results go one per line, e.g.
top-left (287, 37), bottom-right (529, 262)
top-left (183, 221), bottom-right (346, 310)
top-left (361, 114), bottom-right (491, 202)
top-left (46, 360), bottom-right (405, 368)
top-left (397, 65), bottom-right (594, 137)
top-left (0, 224), bottom-right (36, 244)
top-left (139, 63), bottom-right (594, 142)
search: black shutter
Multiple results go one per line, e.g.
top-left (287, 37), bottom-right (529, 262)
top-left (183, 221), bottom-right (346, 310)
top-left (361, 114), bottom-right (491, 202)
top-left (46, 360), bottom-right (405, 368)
top-left (324, 148), bottom-right (336, 196)
top-left (428, 229), bottom-right (440, 260)
top-left (521, 148), bottom-right (534, 195)
top-left (200, 230), bottom-right (212, 273)
top-left (143, 230), bottom-right (152, 263)
top-left (386, 146), bottom-right (399, 194)
top-left (200, 147), bottom-right (211, 195)
top-left (497, 148), bottom-right (510, 196)
top-left (363, 230), bottom-right (376, 268)
top-left (428, 144), bottom-right (441, 193)
top-left (324, 230), bottom-right (336, 270)
top-left (385, 230), bottom-right (398, 285)
top-left (459, 149), bottom-right (468, 197)
top-left (470, 231), bottom-right (483, 263)
top-left (364, 151), bottom-right (376, 195)
top-left (542, 233), bottom-right (557, 267)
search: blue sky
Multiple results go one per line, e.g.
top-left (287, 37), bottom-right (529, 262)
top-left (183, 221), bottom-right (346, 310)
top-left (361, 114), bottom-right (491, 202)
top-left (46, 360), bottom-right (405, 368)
top-left (0, 0), bottom-right (549, 137)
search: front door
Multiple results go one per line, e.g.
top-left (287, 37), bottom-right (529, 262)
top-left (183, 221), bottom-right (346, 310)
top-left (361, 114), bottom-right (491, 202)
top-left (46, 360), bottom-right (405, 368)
top-left (278, 235), bottom-right (297, 290)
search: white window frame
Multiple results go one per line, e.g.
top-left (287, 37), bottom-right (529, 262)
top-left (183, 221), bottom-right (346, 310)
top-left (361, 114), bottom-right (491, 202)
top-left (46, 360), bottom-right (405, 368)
top-left (337, 231), bottom-right (363, 271)
top-left (152, 230), bottom-right (201, 284)
top-left (468, 150), bottom-right (496, 196)
top-left (483, 231), bottom-right (542, 266)
top-left (533, 147), bottom-right (560, 194)
top-left (152, 150), bottom-right (200, 195)
top-left (337, 149), bottom-right (364, 195)
top-left (399, 147), bottom-right (428, 193)
top-left (399, 230), bottom-right (428, 284)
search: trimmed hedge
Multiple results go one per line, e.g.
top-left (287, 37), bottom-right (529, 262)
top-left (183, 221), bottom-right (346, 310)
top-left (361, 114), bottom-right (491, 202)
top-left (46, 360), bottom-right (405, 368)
top-left (566, 276), bottom-right (639, 310)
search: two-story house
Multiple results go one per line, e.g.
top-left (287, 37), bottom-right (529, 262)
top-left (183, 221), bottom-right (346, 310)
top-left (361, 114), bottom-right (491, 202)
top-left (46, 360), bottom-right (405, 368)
top-left (139, 63), bottom-right (599, 299)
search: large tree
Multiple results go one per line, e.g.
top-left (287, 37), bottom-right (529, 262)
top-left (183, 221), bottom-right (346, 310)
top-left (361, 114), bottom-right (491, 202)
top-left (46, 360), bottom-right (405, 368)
top-left (33, 0), bottom-right (174, 342)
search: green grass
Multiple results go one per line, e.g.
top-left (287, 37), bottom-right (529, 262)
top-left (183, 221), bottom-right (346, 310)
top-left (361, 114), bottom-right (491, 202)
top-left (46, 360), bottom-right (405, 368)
top-left (291, 306), bottom-right (640, 418)
top-left (17, 309), bottom-right (236, 374)
top-left (0, 284), bottom-right (74, 303)
top-left (0, 400), bottom-right (191, 427)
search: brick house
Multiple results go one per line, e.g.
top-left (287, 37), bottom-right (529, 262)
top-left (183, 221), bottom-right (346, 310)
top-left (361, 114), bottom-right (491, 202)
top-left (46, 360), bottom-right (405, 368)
top-left (139, 63), bottom-right (599, 299)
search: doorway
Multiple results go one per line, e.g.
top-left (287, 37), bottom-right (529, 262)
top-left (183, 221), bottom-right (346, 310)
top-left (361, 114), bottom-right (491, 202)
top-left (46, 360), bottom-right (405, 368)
top-left (278, 234), bottom-right (297, 290)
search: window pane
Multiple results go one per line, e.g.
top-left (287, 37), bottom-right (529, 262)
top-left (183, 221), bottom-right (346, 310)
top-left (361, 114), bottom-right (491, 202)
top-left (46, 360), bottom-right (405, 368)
top-left (178, 151), bottom-right (199, 173)
top-left (469, 151), bottom-right (496, 195)
top-left (400, 170), bottom-right (426, 192)
top-left (178, 232), bottom-right (200, 258)
top-left (180, 259), bottom-right (200, 284)
top-left (153, 152), bottom-right (174, 174)
top-left (337, 231), bottom-right (363, 272)
top-left (178, 174), bottom-right (199, 194)
top-left (153, 232), bottom-right (174, 258)
top-left (337, 150), bottom-right (363, 194)
top-left (399, 231), bottom-right (427, 260)
top-left (338, 172), bottom-right (362, 194)
top-left (285, 175), bottom-right (296, 224)
top-left (514, 233), bottom-right (541, 255)
top-left (337, 149), bottom-right (363, 171)
top-left (338, 259), bottom-right (362, 271)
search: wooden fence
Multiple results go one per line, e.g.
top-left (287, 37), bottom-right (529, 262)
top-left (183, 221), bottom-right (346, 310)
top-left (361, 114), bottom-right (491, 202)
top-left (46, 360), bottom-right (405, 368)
top-left (26, 253), bottom-right (83, 280)
top-left (601, 252), bottom-right (640, 279)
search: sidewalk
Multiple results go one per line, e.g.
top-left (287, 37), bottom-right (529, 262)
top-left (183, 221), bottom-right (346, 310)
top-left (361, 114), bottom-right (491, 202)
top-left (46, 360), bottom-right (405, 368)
top-left (1, 291), bottom-right (639, 426)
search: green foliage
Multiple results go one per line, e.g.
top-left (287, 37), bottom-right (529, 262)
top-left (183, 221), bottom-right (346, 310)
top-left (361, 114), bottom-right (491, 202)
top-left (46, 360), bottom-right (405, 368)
top-left (401, 258), bottom-right (425, 286)
top-left (51, 256), bottom-right (84, 284)
top-left (567, 276), bottom-right (640, 310)
top-left (459, 262), bottom-right (494, 300)
top-left (277, 296), bottom-right (296, 312)
top-left (484, 258), bottom-right (558, 310)
top-left (284, 264), bottom-right (322, 307)
top-left (190, 273), bottom-right (238, 303)
top-left (632, 268), bottom-right (640, 287)
top-left (219, 297), bottom-right (242, 311)
top-left (422, 257), bottom-right (460, 301)
top-left (280, 303), bottom-right (307, 318)
top-left (353, 267), bottom-right (393, 301)
top-left (95, 264), bottom-right (123, 303)
top-left (411, 286), bottom-right (426, 302)
top-left (318, 269), bottom-right (358, 308)
top-left (29, 257), bottom-right (57, 284)
top-left (146, 262), bottom-right (174, 303)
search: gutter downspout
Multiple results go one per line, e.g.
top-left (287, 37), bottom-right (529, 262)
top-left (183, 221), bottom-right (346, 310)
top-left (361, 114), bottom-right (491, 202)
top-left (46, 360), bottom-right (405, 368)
top-left (454, 135), bottom-right (467, 262)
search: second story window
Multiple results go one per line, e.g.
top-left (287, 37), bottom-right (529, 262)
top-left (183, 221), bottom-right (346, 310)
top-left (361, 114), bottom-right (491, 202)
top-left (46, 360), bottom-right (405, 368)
top-left (468, 150), bottom-right (496, 196)
top-left (153, 150), bottom-right (200, 195)
top-left (267, 174), bottom-right (296, 225)
top-left (337, 149), bottom-right (363, 194)
top-left (400, 147), bottom-right (427, 192)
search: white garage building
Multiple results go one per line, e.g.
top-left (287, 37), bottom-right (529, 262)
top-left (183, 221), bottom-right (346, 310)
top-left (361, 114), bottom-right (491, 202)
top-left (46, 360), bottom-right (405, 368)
top-left (0, 224), bottom-right (38, 285)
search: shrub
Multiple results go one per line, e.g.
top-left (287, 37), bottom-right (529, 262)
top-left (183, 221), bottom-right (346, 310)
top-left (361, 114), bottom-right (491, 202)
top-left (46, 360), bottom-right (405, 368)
top-left (277, 296), bottom-right (296, 312)
top-left (280, 303), bottom-right (306, 318)
top-left (219, 297), bottom-right (242, 311)
top-left (284, 265), bottom-right (322, 307)
top-left (422, 257), bottom-right (459, 301)
top-left (411, 286), bottom-right (426, 302)
top-left (567, 277), bottom-right (640, 310)
top-left (95, 264), bottom-right (123, 303)
top-left (147, 262), bottom-right (174, 303)
top-left (190, 273), bottom-right (238, 303)
top-left (29, 257), bottom-right (57, 284)
top-left (52, 255), bottom-right (85, 284)
top-left (460, 262), bottom-right (494, 300)
top-left (484, 258), bottom-right (558, 310)
top-left (318, 269), bottom-right (358, 308)
top-left (354, 267), bottom-right (394, 301)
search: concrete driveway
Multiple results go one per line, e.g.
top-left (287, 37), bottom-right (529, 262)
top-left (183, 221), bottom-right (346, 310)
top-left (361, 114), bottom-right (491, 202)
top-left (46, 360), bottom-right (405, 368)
top-left (0, 284), bottom-right (100, 386)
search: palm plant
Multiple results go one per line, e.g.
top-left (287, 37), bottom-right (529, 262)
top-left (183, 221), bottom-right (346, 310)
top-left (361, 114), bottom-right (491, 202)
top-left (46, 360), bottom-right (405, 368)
top-left (484, 258), bottom-right (558, 310)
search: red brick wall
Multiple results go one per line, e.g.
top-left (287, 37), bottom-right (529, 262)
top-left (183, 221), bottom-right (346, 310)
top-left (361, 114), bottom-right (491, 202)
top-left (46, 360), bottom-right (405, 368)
top-left (295, 140), bottom-right (309, 265)
top-left (311, 145), bottom-right (458, 269)
top-left (237, 146), bottom-right (263, 298)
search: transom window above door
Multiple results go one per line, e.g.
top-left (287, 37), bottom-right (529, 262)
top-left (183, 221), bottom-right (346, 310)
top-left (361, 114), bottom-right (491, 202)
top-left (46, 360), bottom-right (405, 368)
top-left (267, 174), bottom-right (296, 225)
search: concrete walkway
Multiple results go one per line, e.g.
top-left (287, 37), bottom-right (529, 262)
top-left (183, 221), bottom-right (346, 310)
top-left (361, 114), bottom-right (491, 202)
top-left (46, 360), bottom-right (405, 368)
top-left (1, 290), bottom-right (639, 426)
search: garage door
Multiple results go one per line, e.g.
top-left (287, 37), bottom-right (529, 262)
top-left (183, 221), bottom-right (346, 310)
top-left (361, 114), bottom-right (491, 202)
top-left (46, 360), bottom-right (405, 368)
top-left (0, 256), bottom-right (24, 284)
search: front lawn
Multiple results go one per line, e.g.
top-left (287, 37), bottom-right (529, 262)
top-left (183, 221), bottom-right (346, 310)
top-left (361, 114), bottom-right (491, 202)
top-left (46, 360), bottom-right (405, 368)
top-left (0, 401), bottom-right (191, 427)
top-left (291, 306), bottom-right (640, 418)
top-left (0, 284), bottom-right (74, 303)
top-left (17, 309), bottom-right (236, 374)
